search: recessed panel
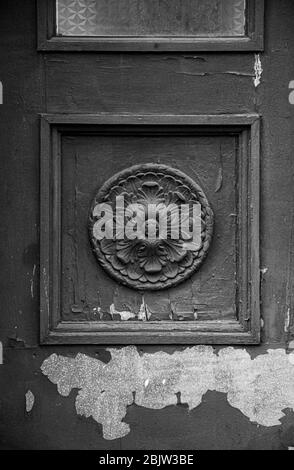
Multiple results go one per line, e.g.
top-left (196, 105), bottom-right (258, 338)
top-left (61, 131), bottom-right (237, 323)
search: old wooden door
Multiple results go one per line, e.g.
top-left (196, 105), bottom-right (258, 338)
top-left (1, 0), bottom-right (294, 450)
top-left (37, 0), bottom-right (263, 345)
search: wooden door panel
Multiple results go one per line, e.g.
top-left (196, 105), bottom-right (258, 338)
top-left (45, 54), bottom-right (256, 115)
top-left (37, 0), bottom-right (263, 345)
top-left (61, 132), bottom-right (237, 323)
top-left (40, 114), bottom-right (260, 344)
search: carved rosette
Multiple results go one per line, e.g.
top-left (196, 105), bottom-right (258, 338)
top-left (89, 164), bottom-right (213, 290)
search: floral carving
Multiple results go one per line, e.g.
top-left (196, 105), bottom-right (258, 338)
top-left (89, 164), bottom-right (213, 290)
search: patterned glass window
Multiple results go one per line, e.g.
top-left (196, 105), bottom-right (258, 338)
top-left (56, 0), bottom-right (247, 37)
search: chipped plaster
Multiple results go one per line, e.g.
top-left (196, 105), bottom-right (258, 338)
top-left (110, 297), bottom-right (151, 321)
top-left (285, 308), bottom-right (291, 333)
top-left (25, 390), bottom-right (35, 413)
top-left (254, 54), bottom-right (263, 87)
top-left (41, 347), bottom-right (294, 440)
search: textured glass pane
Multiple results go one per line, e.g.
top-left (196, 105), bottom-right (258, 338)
top-left (56, 0), bottom-right (246, 37)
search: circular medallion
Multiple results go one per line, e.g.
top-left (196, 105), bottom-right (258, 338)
top-left (89, 163), bottom-right (213, 291)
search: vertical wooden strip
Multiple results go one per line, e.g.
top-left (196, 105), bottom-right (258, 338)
top-left (249, 117), bottom-right (261, 342)
top-left (238, 129), bottom-right (251, 330)
top-left (40, 117), bottom-right (51, 343)
top-left (51, 128), bottom-right (62, 330)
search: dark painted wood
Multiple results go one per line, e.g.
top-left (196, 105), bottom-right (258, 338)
top-left (1, 348), bottom-right (293, 450)
top-left (43, 113), bottom-right (260, 125)
top-left (43, 55), bottom-right (256, 115)
top-left (40, 114), bottom-right (260, 344)
top-left (1, 0), bottom-right (294, 450)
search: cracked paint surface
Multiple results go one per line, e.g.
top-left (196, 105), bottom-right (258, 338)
top-left (41, 347), bottom-right (294, 440)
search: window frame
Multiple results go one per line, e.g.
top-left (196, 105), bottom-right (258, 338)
top-left (40, 113), bottom-right (260, 345)
top-left (37, 0), bottom-right (264, 52)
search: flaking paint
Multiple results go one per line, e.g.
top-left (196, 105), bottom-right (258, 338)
top-left (41, 346), bottom-right (294, 440)
top-left (25, 390), bottom-right (35, 413)
top-left (254, 54), bottom-right (263, 87)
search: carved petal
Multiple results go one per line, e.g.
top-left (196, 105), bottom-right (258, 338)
top-left (143, 257), bottom-right (163, 274)
top-left (163, 240), bottom-right (187, 263)
top-left (126, 263), bottom-right (143, 280)
top-left (116, 239), bottom-right (140, 264)
top-left (109, 255), bottom-right (126, 271)
top-left (136, 181), bottom-right (164, 205)
top-left (174, 184), bottom-right (191, 203)
top-left (145, 271), bottom-right (163, 283)
top-left (179, 251), bottom-right (194, 268)
top-left (163, 262), bottom-right (179, 279)
top-left (100, 239), bottom-right (116, 255)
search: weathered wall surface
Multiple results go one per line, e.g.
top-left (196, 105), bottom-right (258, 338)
top-left (41, 347), bottom-right (294, 440)
top-left (0, 0), bottom-right (294, 450)
top-left (2, 345), bottom-right (294, 450)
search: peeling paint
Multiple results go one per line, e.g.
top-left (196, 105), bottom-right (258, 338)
top-left (109, 304), bottom-right (136, 321)
top-left (110, 298), bottom-right (151, 321)
top-left (25, 390), bottom-right (35, 413)
top-left (289, 80), bottom-right (294, 105)
top-left (8, 336), bottom-right (26, 348)
top-left (41, 347), bottom-right (294, 440)
top-left (254, 54), bottom-right (263, 87)
top-left (30, 264), bottom-right (36, 299)
top-left (285, 308), bottom-right (291, 333)
top-left (138, 297), bottom-right (151, 321)
top-left (93, 306), bottom-right (103, 320)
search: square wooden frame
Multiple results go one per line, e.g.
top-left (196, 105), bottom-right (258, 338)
top-left (37, 0), bottom-right (264, 52)
top-left (40, 113), bottom-right (260, 345)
